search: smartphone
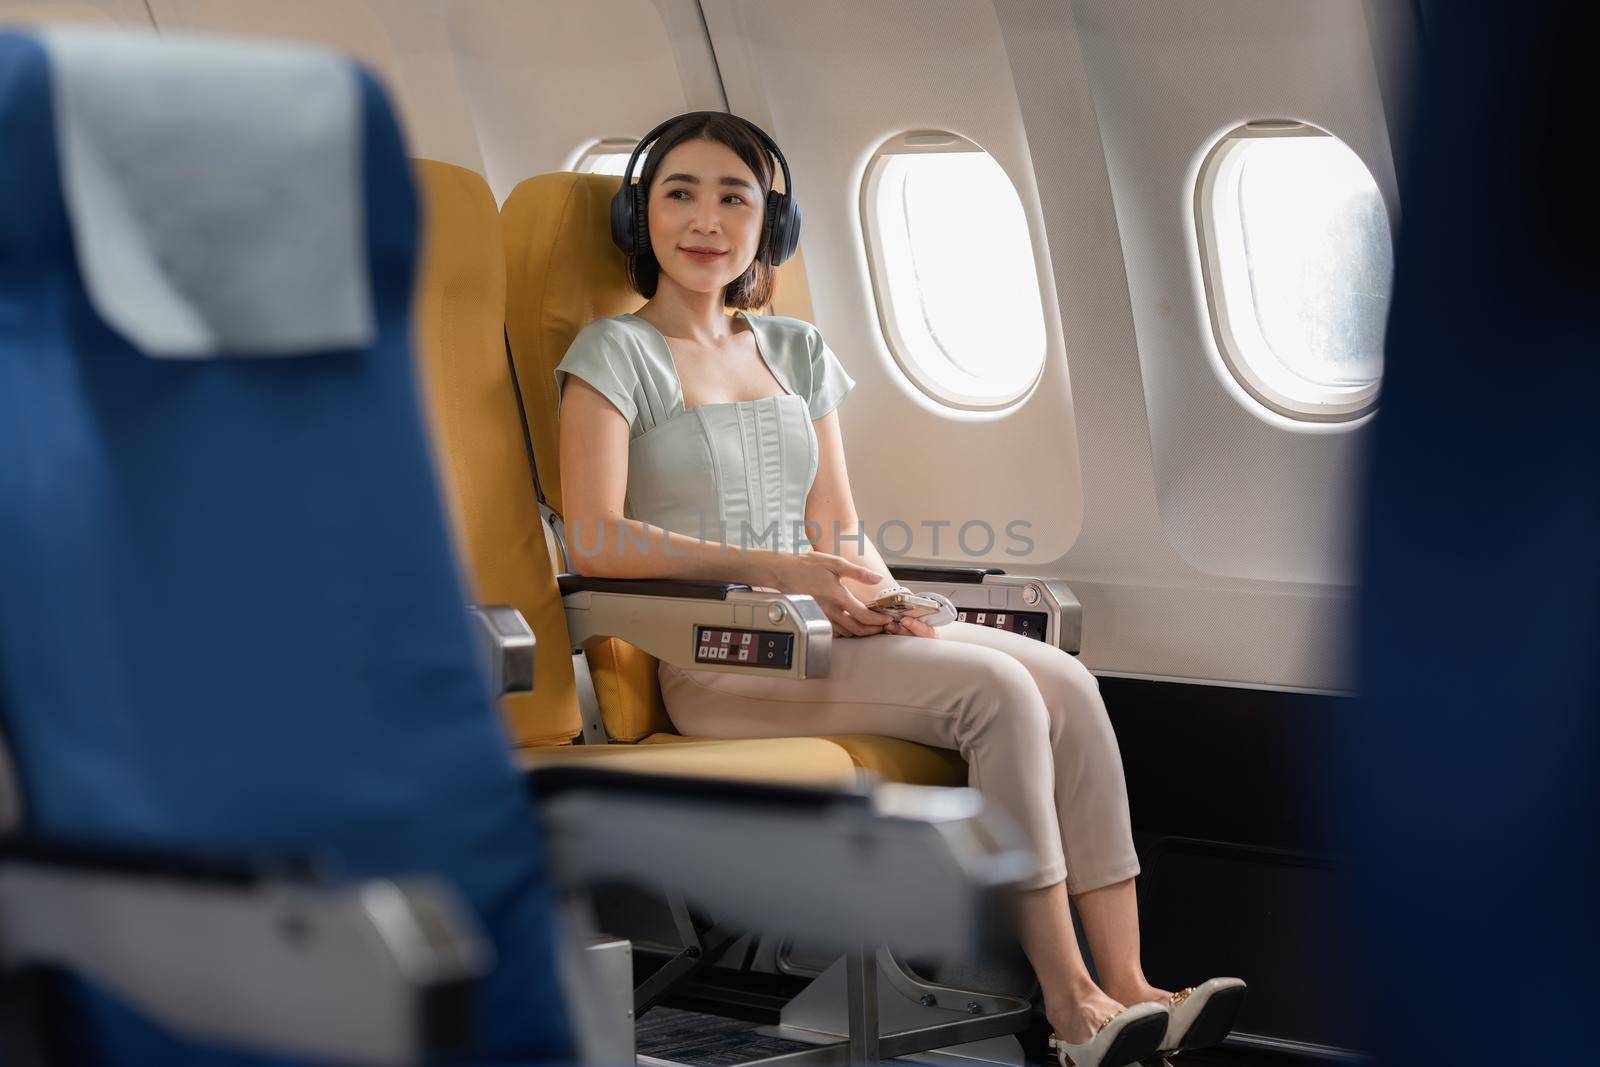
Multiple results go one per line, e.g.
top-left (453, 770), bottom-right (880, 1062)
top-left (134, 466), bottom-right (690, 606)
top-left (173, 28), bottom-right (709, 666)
top-left (870, 589), bottom-right (943, 620)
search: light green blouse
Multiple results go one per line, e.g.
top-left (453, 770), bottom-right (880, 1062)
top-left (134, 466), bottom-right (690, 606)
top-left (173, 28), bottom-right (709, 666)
top-left (554, 310), bottom-right (856, 554)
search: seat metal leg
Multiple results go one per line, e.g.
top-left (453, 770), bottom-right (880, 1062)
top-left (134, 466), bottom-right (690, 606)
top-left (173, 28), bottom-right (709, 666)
top-left (633, 890), bottom-right (744, 1015)
top-left (845, 948), bottom-right (879, 1066)
top-left (766, 946), bottom-right (1031, 1065)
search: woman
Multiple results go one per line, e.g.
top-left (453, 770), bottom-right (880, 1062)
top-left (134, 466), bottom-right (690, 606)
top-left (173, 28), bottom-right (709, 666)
top-left (554, 111), bottom-right (1243, 1067)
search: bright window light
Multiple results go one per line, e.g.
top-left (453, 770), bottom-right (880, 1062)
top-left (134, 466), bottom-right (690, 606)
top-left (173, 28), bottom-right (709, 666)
top-left (863, 135), bottom-right (1047, 409)
top-left (1197, 125), bottom-right (1392, 420)
top-left (575, 139), bottom-right (642, 176)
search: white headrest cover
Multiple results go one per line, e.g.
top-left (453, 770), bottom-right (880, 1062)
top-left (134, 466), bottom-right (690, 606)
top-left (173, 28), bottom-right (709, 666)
top-left (41, 28), bottom-right (374, 359)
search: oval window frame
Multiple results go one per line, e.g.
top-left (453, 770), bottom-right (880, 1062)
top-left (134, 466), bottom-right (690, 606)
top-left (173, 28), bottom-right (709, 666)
top-left (1194, 121), bottom-right (1390, 423)
top-left (860, 131), bottom-right (1048, 411)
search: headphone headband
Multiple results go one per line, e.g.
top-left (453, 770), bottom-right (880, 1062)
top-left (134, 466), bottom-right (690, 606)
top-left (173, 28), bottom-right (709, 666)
top-left (618, 111), bottom-right (793, 206)
top-left (609, 111), bottom-right (802, 267)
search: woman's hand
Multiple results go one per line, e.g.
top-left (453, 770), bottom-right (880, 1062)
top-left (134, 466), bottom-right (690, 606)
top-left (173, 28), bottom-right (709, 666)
top-left (770, 551), bottom-right (895, 637)
top-left (884, 615), bottom-right (940, 640)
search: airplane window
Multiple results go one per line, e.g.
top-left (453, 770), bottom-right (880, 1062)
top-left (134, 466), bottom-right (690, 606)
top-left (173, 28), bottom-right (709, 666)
top-left (1197, 123), bottom-right (1392, 421)
top-left (862, 132), bottom-right (1047, 410)
top-left (574, 138), bottom-right (642, 176)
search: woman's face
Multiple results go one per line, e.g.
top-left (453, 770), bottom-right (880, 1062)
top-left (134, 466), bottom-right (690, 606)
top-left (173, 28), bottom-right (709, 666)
top-left (645, 137), bottom-right (765, 297)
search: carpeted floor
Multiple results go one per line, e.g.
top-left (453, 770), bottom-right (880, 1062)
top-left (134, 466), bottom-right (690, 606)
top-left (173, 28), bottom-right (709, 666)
top-left (634, 1006), bottom-right (1019, 1066)
top-left (636, 1006), bottom-right (1297, 1067)
top-left (635, 1007), bottom-right (819, 1065)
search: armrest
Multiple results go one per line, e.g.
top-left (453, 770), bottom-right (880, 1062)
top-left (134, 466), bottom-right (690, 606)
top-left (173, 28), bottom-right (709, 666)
top-left (887, 565), bottom-right (1006, 584)
top-left (559, 574), bottom-right (832, 679)
top-left (525, 765), bottom-right (1033, 961)
top-left (466, 604), bottom-right (535, 696)
top-left (0, 837), bottom-right (490, 1067)
top-left (889, 570), bottom-right (1083, 654)
top-left (557, 573), bottom-right (750, 600)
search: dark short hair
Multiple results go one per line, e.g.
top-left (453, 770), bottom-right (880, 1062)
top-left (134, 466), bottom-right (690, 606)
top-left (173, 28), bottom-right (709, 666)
top-left (623, 113), bottom-right (778, 310)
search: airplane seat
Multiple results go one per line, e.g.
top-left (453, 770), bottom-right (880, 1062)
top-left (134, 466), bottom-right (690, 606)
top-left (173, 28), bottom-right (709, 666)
top-left (0, 29), bottom-right (576, 1063)
top-left (411, 159), bottom-right (863, 787)
top-left (412, 158), bottom-right (584, 749)
top-left (499, 170), bottom-right (967, 786)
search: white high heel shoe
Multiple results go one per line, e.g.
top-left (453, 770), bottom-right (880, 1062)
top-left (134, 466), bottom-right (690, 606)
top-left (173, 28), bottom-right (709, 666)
top-left (1157, 977), bottom-right (1247, 1053)
top-left (1047, 1001), bottom-right (1170, 1067)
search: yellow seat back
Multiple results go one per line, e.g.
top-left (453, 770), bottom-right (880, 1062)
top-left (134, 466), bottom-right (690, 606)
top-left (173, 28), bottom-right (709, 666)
top-left (500, 172), bottom-right (667, 743)
top-left (413, 159), bottom-right (581, 747)
top-left (501, 173), bottom-right (642, 517)
top-left (500, 171), bottom-right (818, 744)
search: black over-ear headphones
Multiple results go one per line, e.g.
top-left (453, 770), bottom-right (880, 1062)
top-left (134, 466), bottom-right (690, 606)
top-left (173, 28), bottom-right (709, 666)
top-left (609, 111), bottom-right (802, 268)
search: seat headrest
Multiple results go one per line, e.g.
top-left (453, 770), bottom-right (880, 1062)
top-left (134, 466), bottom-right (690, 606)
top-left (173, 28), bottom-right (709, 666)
top-left (501, 172), bottom-right (644, 515)
top-left (34, 28), bottom-right (375, 358)
top-left (499, 170), bottom-right (813, 514)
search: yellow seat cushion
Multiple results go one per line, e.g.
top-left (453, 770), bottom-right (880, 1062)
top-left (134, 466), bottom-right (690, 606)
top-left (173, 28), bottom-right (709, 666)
top-left (517, 737), bottom-right (857, 788)
top-left (583, 636), bottom-right (675, 743)
top-left (641, 732), bottom-right (967, 787)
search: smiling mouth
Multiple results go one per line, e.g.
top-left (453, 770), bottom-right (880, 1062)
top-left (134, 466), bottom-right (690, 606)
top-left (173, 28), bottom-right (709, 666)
top-left (680, 247), bottom-right (727, 256)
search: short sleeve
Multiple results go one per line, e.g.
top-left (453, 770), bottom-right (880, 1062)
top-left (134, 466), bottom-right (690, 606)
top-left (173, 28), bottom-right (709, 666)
top-left (806, 326), bottom-right (856, 420)
top-left (554, 323), bottom-right (640, 430)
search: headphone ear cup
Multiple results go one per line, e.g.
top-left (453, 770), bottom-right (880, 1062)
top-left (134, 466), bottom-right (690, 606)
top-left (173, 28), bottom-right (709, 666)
top-left (782, 197), bottom-right (802, 264)
top-left (631, 182), bottom-right (649, 256)
top-left (762, 190), bottom-right (783, 263)
top-left (609, 179), bottom-right (636, 255)
top-left (764, 190), bottom-right (802, 267)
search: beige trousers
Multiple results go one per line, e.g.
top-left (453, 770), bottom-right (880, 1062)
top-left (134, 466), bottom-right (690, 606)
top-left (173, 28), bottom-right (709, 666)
top-left (658, 620), bottom-right (1139, 893)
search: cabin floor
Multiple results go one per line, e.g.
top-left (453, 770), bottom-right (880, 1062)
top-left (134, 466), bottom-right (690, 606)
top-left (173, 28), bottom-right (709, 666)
top-left (635, 1006), bottom-right (947, 1065)
top-left (636, 1006), bottom-right (1265, 1067)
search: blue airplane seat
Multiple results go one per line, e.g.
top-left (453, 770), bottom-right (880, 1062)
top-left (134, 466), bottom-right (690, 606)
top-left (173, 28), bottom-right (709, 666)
top-left (1343, 4), bottom-right (1598, 1065)
top-left (0, 29), bottom-right (573, 1064)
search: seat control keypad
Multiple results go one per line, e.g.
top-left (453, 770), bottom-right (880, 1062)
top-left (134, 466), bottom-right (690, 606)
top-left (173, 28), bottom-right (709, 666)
top-left (953, 608), bottom-right (1049, 642)
top-left (694, 626), bottom-right (794, 669)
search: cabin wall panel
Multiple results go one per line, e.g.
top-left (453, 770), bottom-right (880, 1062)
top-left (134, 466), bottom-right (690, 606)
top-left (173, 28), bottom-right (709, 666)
top-left (987, 0), bottom-right (1188, 582)
top-left (146, 0), bottom-right (485, 171)
top-left (141, 0), bottom-right (727, 196)
top-left (443, 0), bottom-right (728, 201)
top-left (446, 0), bottom-right (690, 201)
top-left (701, 0), bottom-right (1087, 563)
top-left (705, 0), bottom-right (1374, 690)
top-left (652, 0), bottom-right (729, 115)
top-left (1070, 0), bottom-right (1399, 587)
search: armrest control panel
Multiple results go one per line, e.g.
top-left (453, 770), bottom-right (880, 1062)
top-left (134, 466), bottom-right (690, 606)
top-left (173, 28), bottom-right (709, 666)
top-left (887, 568), bottom-right (1084, 654)
top-left (950, 606), bottom-right (1051, 642)
top-left (561, 581), bottom-right (832, 679)
top-left (693, 625), bottom-right (793, 669)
